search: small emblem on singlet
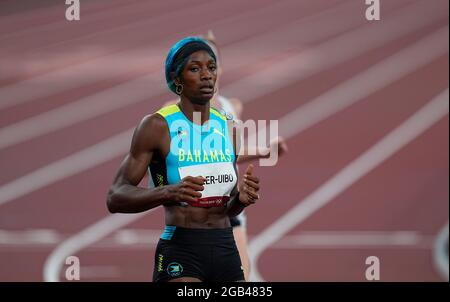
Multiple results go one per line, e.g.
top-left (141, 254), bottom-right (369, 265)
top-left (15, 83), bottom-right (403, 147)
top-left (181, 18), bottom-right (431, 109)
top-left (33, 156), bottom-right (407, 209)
top-left (219, 109), bottom-right (233, 120)
top-left (156, 174), bottom-right (164, 187)
top-left (213, 128), bottom-right (226, 139)
top-left (177, 127), bottom-right (187, 137)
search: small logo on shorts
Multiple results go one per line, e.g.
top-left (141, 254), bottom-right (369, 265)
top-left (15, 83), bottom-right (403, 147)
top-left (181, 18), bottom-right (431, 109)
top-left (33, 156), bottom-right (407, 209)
top-left (157, 254), bottom-right (164, 272)
top-left (167, 262), bottom-right (183, 277)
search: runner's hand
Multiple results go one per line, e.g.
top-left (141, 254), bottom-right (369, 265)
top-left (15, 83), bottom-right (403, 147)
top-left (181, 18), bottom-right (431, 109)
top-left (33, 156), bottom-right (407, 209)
top-left (238, 164), bottom-right (260, 206)
top-left (165, 176), bottom-right (205, 205)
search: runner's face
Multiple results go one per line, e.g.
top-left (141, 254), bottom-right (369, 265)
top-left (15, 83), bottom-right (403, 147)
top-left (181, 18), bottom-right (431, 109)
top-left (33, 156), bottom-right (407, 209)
top-left (179, 51), bottom-right (217, 105)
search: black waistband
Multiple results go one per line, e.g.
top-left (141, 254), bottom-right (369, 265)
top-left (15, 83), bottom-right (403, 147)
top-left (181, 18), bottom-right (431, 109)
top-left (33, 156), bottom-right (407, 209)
top-left (160, 225), bottom-right (234, 244)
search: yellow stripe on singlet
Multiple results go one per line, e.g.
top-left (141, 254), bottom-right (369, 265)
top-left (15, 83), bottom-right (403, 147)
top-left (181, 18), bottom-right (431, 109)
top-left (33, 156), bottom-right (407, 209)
top-left (156, 104), bottom-right (180, 117)
top-left (210, 107), bottom-right (227, 122)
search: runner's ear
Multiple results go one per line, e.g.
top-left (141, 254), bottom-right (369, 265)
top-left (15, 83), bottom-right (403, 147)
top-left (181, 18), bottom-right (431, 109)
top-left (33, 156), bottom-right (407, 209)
top-left (171, 72), bottom-right (178, 84)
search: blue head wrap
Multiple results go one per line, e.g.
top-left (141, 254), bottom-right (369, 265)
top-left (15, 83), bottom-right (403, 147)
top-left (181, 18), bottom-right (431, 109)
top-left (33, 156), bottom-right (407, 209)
top-left (165, 36), bottom-right (217, 94)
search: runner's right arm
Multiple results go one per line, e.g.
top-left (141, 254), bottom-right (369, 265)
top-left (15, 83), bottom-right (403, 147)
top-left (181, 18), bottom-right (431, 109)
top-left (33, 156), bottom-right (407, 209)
top-left (107, 114), bottom-right (204, 213)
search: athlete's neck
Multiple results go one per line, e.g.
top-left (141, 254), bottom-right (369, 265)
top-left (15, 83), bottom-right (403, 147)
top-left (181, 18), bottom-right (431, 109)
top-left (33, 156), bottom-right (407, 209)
top-left (178, 97), bottom-right (210, 125)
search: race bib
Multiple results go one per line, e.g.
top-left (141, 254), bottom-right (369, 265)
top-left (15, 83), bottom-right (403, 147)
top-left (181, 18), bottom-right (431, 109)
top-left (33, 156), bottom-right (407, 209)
top-left (178, 162), bottom-right (237, 207)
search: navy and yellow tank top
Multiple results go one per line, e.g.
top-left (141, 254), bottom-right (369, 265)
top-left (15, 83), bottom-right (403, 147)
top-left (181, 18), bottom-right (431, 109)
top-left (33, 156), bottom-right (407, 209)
top-left (148, 104), bottom-right (237, 207)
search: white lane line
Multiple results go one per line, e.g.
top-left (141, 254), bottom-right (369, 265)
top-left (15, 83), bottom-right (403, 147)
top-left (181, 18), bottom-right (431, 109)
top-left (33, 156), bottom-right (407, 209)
top-left (273, 231), bottom-right (433, 249)
top-left (40, 28), bottom-right (448, 282)
top-left (0, 229), bottom-right (434, 250)
top-left (433, 221), bottom-right (449, 281)
top-left (0, 0), bottom-right (443, 150)
top-left (79, 266), bottom-right (121, 279)
top-left (113, 229), bottom-right (162, 245)
top-left (0, 0), bottom-right (342, 111)
top-left (224, 0), bottom-right (448, 103)
top-left (103, 230), bottom-right (433, 249)
top-left (249, 26), bottom-right (448, 142)
top-left (0, 24), bottom-right (446, 207)
top-left (0, 74), bottom-right (162, 150)
top-left (0, 229), bottom-right (62, 245)
top-left (248, 89), bottom-right (449, 281)
top-left (0, 129), bottom-right (133, 206)
top-left (43, 211), bottom-right (152, 282)
top-left (2, 8), bottom-right (435, 206)
top-left (277, 28), bottom-right (448, 139)
top-left (0, 0), bottom-right (366, 149)
top-left (0, 0), bottom-right (143, 39)
top-left (0, 0), bottom-right (177, 41)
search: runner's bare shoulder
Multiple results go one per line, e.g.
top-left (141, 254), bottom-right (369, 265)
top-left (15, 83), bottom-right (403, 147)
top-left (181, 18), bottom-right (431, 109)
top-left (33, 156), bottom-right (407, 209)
top-left (131, 113), bottom-right (168, 153)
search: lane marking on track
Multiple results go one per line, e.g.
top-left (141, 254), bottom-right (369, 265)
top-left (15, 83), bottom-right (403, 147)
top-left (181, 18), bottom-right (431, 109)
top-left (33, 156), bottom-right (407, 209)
top-left (0, 229), bottom-right (61, 245)
top-left (43, 211), bottom-right (151, 282)
top-left (249, 89), bottom-right (449, 281)
top-left (0, 0), bottom-right (443, 150)
top-left (38, 26), bottom-right (449, 282)
top-left (1, 27), bottom-right (447, 209)
top-left (0, 0), bottom-right (366, 149)
top-left (0, 229), bottom-right (434, 250)
top-left (0, 129), bottom-right (134, 207)
top-left (0, 0), bottom-right (346, 111)
top-left (273, 231), bottom-right (433, 249)
top-left (79, 266), bottom-right (121, 279)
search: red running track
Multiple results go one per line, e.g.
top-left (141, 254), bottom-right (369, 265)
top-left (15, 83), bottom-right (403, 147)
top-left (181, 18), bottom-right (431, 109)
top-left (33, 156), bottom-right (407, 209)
top-left (0, 0), bottom-right (448, 281)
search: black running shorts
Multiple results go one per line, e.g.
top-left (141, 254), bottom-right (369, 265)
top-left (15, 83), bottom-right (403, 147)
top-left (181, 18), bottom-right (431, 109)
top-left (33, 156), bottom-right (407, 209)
top-left (152, 226), bottom-right (244, 282)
